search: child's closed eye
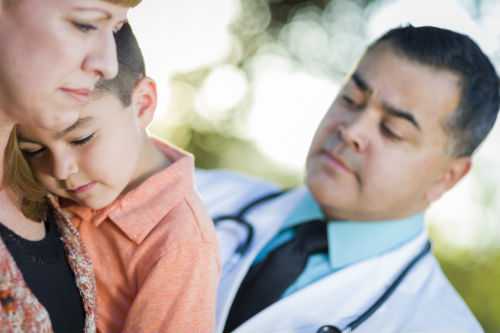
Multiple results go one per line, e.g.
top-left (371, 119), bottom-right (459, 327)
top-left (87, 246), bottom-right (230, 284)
top-left (20, 145), bottom-right (46, 158)
top-left (71, 132), bottom-right (95, 146)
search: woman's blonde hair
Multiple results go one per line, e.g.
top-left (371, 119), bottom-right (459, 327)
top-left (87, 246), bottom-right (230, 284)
top-left (103, 0), bottom-right (142, 7)
top-left (4, 127), bottom-right (48, 221)
top-left (3, 0), bottom-right (142, 9)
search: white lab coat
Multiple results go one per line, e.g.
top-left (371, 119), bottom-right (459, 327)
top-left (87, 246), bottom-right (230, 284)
top-left (196, 169), bottom-right (484, 333)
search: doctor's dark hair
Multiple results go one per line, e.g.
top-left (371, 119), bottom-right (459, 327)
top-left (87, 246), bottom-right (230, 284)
top-left (96, 22), bottom-right (146, 106)
top-left (369, 25), bottom-right (500, 157)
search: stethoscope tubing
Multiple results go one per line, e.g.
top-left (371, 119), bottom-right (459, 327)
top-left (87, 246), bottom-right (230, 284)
top-left (339, 240), bottom-right (432, 332)
top-left (213, 190), bottom-right (288, 256)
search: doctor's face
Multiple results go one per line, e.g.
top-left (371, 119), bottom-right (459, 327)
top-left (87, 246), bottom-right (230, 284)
top-left (0, 0), bottom-right (128, 131)
top-left (306, 45), bottom-right (467, 221)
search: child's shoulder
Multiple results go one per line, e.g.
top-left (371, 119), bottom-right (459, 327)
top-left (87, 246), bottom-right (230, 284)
top-left (157, 185), bottom-right (216, 245)
top-left (140, 178), bottom-right (217, 254)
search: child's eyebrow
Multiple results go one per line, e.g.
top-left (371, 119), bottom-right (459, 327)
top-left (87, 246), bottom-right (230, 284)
top-left (17, 136), bottom-right (39, 145)
top-left (55, 117), bottom-right (93, 139)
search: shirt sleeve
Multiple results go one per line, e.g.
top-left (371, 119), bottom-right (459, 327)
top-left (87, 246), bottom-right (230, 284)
top-left (121, 239), bottom-right (220, 333)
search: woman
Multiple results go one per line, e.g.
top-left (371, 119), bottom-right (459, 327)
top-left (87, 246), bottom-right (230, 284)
top-left (0, 1), bottom-right (141, 332)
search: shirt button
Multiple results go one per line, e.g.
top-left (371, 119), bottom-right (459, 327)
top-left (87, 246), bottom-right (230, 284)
top-left (317, 325), bottom-right (342, 333)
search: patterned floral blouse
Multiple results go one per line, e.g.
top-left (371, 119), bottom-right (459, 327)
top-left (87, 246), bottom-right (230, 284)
top-left (0, 205), bottom-right (96, 333)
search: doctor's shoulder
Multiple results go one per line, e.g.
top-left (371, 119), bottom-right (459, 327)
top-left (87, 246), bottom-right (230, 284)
top-left (195, 168), bottom-right (281, 216)
top-left (399, 253), bottom-right (484, 333)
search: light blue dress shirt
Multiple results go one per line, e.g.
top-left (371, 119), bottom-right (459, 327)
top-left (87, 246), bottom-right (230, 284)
top-left (253, 190), bottom-right (424, 298)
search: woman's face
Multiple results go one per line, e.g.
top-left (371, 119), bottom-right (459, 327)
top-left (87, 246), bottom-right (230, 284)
top-left (0, 0), bottom-right (128, 131)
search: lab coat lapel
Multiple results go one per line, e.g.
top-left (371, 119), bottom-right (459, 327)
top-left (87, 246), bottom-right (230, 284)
top-left (233, 232), bottom-right (429, 333)
top-left (216, 188), bottom-right (307, 333)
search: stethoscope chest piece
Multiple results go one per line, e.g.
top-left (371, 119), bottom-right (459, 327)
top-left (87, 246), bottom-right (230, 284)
top-left (317, 325), bottom-right (342, 333)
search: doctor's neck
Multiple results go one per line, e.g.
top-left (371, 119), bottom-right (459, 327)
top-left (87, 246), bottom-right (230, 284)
top-left (317, 201), bottom-right (422, 222)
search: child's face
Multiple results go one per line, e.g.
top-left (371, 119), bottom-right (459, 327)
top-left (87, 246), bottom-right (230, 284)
top-left (17, 81), bottom-right (154, 209)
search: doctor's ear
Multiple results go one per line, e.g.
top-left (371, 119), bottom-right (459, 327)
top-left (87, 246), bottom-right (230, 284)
top-left (131, 77), bottom-right (157, 129)
top-left (425, 156), bottom-right (471, 203)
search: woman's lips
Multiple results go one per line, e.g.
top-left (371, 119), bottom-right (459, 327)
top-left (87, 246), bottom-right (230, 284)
top-left (60, 87), bottom-right (92, 104)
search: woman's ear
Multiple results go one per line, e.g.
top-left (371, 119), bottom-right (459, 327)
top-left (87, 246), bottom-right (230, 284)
top-left (131, 77), bottom-right (157, 129)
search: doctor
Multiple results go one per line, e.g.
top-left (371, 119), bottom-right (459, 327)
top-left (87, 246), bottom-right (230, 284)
top-left (197, 25), bottom-right (498, 333)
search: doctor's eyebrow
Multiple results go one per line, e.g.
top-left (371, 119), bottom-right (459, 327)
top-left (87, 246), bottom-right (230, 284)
top-left (351, 72), bottom-right (421, 131)
top-left (352, 72), bottom-right (372, 94)
top-left (381, 102), bottom-right (421, 131)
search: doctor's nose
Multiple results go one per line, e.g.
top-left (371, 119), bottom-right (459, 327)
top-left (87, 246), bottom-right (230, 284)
top-left (338, 115), bottom-right (370, 153)
top-left (52, 154), bottom-right (79, 180)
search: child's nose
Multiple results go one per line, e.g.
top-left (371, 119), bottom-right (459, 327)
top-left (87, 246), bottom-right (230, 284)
top-left (52, 155), bottom-right (79, 181)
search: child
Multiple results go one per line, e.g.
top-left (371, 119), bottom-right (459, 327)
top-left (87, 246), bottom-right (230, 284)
top-left (9, 24), bottom-right (220, 333)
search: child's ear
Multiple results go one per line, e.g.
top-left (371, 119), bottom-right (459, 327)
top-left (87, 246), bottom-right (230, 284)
top-left (131, 77), bottom-right (157, 129)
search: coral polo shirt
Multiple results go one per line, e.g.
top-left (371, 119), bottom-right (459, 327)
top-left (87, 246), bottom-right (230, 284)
top-left (65, 140), bottom-right (220, 333)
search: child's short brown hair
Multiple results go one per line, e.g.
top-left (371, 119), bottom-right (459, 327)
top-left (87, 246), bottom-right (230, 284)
top-left (97, 22), bottom-right (146, 106)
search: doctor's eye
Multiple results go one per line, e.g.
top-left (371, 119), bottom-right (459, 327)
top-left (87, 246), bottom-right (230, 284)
top-left (341, 95), bottom-right (362, 110)
top-left (342, 95), bottom-right (354, 105)
top-left (380, 123), bottom-right (402, 141)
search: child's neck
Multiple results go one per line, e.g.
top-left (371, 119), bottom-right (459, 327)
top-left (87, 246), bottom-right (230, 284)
top-left (124, 137), bottom-right (171, 194)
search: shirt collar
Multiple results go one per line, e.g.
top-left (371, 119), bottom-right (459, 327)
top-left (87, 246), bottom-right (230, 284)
top-left (285, 189), bottom-right (424, 269)
top-left (64, 139), bottom-right (194, 244)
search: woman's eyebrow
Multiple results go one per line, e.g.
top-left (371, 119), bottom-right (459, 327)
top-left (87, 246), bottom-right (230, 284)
top-left (72, 7), bottom-right (112, 20)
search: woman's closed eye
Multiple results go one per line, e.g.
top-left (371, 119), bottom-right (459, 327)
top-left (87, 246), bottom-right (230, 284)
top-left (72, 21), bottom-right (98, 33)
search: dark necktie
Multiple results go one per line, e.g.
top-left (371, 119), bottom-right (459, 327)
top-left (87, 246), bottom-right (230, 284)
top-left (224, 219), bottom-right (328, 332)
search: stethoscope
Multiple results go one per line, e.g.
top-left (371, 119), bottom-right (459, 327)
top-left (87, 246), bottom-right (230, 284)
top-left (213, 190), bottom-right (432, 333)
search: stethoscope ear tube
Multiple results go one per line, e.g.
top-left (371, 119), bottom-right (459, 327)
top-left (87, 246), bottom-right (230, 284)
top-left (213, 190), bottom-right (289, 255)
top-left (213, 215), bottom-right (254, 255)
